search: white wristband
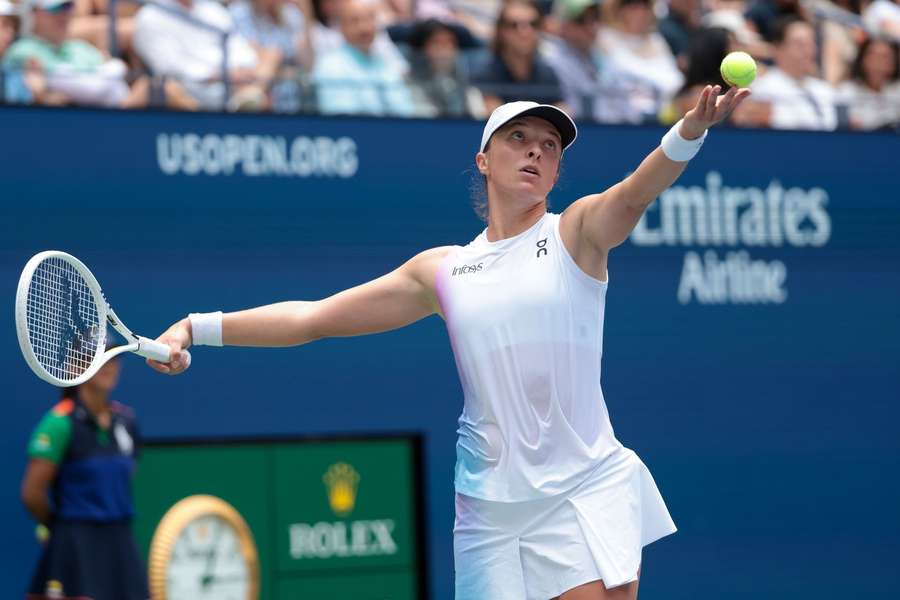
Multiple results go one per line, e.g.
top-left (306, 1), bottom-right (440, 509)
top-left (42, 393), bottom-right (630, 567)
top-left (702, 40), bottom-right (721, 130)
top-left (188, 311), bottom-right (223, 347)
top-left (660, 119), bottom-right (707, 162)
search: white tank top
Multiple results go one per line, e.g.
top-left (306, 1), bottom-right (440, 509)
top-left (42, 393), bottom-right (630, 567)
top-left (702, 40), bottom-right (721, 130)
top-left (437, 212), bottom-right (623, 502)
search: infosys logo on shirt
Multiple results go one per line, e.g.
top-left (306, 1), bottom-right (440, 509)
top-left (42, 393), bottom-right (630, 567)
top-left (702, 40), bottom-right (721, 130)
top-left (452, 263), bottom-right (483, 276)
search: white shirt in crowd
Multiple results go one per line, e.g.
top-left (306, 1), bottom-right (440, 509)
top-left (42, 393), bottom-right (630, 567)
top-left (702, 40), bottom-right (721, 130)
top-left (597, 26), bottom-right (684, 114)
top-left (752, 67), bottom-right (838, 130)
top-left (230, 0), bottom-right (306, 64)
top-left (836, 80), bottom-right (900, 130)
top-left (862, 0), bottom-right (900, 38)
top-left (134, 0), bottom-right (258, 85)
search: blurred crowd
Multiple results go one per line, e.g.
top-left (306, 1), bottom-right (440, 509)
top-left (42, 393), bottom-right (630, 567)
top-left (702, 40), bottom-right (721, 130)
top-left (0, 0), bottom-right (898, 130)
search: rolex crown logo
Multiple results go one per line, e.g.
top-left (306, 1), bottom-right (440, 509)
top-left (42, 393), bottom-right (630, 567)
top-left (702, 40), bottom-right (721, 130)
top-left (46, 580), bottom-right (64, 599)
top-left (323, 462), bottom-right (360, 516)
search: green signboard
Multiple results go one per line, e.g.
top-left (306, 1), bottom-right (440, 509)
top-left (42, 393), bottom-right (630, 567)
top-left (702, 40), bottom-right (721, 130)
top-left (133, 435), bottom-right (427, 600)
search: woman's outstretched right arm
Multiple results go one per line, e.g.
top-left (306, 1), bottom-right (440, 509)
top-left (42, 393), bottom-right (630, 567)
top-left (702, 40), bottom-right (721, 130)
top-left (147, 246), bottom-right (452, 375)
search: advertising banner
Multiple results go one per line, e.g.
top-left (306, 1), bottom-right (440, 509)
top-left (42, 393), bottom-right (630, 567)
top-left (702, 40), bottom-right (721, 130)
top-left (132, 436), bottom-right (424, 600)
top-left (2, 107), bottom-right (898, 600)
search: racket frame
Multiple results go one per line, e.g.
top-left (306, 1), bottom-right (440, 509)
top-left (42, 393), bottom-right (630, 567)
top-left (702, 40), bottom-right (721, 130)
top-left (16, 250), bottom-right (179, 387)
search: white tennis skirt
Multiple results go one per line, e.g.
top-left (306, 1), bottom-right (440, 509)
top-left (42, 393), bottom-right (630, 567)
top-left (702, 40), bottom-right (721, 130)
top-left (453, 448), bottom-right (676, 600)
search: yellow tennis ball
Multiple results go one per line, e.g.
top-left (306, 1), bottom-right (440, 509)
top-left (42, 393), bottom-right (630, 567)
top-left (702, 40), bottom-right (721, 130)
top-left (35, 523), bottom-right (50, 543)
top-left (720, 51), bottom-right (757, 88)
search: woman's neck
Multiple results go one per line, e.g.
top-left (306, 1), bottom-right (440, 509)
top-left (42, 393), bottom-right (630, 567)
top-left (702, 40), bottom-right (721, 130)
top-left (485, 195), bottom-right (546, 241)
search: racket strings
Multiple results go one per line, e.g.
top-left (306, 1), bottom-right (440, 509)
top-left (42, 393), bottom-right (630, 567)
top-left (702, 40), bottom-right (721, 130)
top-left (27, 257), bottom-right (103, 383)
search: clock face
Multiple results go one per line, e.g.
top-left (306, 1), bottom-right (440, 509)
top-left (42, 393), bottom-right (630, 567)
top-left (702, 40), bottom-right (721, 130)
top-left (165, 514), bottom-right (251, 600)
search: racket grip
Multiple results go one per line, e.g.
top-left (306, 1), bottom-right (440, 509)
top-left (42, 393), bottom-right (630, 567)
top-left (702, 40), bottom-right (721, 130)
top-left (136, 337), bottom-right (173, 363)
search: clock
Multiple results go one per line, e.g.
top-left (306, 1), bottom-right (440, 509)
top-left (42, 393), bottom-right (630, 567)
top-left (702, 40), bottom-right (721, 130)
top-left (148, 494), bottom-right (260, 600)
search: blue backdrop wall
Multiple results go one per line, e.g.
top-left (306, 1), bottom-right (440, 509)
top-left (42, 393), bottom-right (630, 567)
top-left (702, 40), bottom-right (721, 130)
top-left (1, 106), bottom-right (898, 599)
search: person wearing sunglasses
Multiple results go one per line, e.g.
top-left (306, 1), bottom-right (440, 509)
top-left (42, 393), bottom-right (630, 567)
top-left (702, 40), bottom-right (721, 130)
top-left (471, 0), bottom-right (567, 113)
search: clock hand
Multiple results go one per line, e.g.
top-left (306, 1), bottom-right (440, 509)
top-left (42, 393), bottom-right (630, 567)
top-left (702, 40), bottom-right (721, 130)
top-left (200, 520), bottom-right (225, 588)
top-left (202, 573), bottom-right (247, 584)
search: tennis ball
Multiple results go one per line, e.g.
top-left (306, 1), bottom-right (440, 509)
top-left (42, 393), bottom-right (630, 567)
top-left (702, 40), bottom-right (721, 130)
top-left (720, 52), bottom-right (757, 88)
top-left (35, 523), bottom-right (50, 543)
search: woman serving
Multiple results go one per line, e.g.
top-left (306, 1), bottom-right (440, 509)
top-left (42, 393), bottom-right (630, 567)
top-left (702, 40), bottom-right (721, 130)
top-left (149, 84), bottom-right (748, 600)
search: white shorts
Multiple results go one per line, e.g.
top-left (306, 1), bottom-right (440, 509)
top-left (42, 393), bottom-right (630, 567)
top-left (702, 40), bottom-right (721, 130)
top-left (453, 448), bottom-right (676, 600)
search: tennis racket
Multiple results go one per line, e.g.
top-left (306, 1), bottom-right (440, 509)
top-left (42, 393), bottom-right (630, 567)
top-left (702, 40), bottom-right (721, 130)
top-left (15, 250), bottom-right (190, 387)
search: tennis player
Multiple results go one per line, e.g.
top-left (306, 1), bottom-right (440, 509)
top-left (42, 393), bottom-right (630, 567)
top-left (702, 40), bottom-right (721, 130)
top-left (149, 84), bottom-right (748, 600)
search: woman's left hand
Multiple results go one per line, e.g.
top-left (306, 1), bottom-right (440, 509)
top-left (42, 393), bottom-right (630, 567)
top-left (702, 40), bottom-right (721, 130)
top-left (680, 85), bottom-right (752, 140)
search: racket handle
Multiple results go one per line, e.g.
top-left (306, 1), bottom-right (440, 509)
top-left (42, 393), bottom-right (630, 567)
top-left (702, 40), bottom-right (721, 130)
top-left (136, 337), bottom-right (173, 363)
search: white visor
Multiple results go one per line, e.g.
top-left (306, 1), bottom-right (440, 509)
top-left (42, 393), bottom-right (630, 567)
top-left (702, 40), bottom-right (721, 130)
top-left (479, 101), bottom-right (578, 153)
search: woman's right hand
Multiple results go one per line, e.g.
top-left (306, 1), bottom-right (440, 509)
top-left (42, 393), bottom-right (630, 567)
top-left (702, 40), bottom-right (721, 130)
top-left (146, 318), bottom-right (193, 375)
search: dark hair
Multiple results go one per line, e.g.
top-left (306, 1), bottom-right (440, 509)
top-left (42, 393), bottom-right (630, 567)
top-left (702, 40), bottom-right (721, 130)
top-left (469, 172), bottom-right (490, 222)
top-left (409, 19), bottom-right (459, 50)
top-left (60, 385), bottom-right (78, 400)
top-left (832, 0), bottom-right (861, 14)
top-left (682, 27), bottom-right (731, 89)
top-left (617, 0), bottom-right (651, 7)
top-left (492, 0), bottom-right (542, 55)
top-left (850, 36), bottom-right (900, 85)
top-left (311, 0), bottom-right (332, 26)
top-left (470, 138), bottom-right (491, 222)
top-left (771, 15), bottom-right (810, 46)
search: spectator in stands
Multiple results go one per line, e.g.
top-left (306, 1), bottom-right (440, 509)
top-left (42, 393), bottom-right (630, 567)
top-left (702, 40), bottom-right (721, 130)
top-left (837, 36), bottom-right (900, 129)
top-left (231, 0), bottom-right (315, 71)
top-left (406, 18), bottom-right (486, 117)
top-left (312, 0), bottom-right (415, 116)
top-left (0, 0), bottom-right (37, 103)
top-left (380, 0), bottom-right (413, 21)
top-left (744, 0), bottom-right (808, 41)
top-left (3, 0), bottom-right (149, 107)
top-left (658, 0), bottom-right (703, 65)
top-left (598, 0), bottom-right (684, 117)
top-left (701, 0), bottom-right (773, 67)
top-left (415, 0), bottom-right (457, 20)
top-left (862, 0), bottom-right (900, 38)
top-left (664, 26), bottom-right (732, 121)
top-left (542, 0), bottom-right (643, 122)
top-left (69, 0), bottom-right (138, 58)
top-left (470, 0), bottom-right (566, 113)
top-left (133, 0), bottom-right (281, 110)
top-left (818, 0), bottom-right (863, 86)
top-left (744, 16), bottom-right (838, 129)
top-left (310, 0), bottom-right (345, 50)
top-left (311, 0), bottom-right (409, 74)
top-left (448, 0), bottom-right (504, 40)
top-left (543, 0), bottom-right (600, 118)
top-left (230, 0), bottom-right (315, 112)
